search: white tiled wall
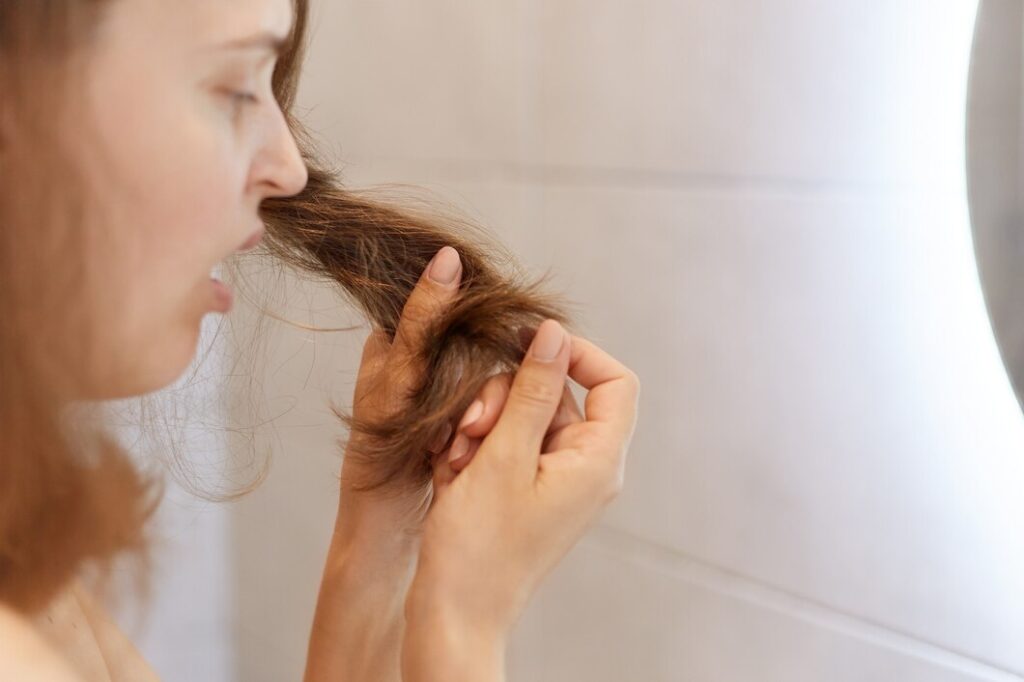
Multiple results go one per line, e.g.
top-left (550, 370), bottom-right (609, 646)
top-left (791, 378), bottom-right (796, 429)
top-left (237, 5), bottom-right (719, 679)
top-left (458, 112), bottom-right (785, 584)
top-left (164, 1), bottom-right (1024, 680)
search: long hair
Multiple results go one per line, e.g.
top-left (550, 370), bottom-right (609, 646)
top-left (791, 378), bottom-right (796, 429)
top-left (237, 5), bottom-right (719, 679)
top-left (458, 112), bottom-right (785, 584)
top-left (0, 0), bottom-right (576, 615)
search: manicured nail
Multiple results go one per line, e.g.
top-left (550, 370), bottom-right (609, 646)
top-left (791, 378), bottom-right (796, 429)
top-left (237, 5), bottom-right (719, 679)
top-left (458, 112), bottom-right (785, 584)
top-left (530, 320), bottom-right (565, 361)
top-left (459, 400), bottom-right (484, 430)
top-left (448, 432), bottom-right (470, 464)
top-left (428, 246), bottom-right (461, 285)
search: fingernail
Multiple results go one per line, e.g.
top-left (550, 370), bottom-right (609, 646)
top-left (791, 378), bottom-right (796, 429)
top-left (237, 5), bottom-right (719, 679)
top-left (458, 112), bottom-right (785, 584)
top-left (459, 400), bottom-right (484, 430)
top-left (531, 320), bottom-right (566, 361)
top-left (448, 432), bottom-right (470, 464)
top-left (428, 246), bottom-right (461, 285)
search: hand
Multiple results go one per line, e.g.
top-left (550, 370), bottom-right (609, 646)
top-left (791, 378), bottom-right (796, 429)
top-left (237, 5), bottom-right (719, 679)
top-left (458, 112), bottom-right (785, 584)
top-left (334, 245), bottom-right (468, 546)
top-left (404, 320), bottom-right (641, 649)
top-left (336, 248), bottom-right (574, 542)
top-left (428, 369), bottom-right (585, 496)
top-left (307, 245), bottom-right (502, 682)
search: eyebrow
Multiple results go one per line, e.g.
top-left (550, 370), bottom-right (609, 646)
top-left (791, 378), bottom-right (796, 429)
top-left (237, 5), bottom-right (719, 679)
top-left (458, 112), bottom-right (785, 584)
top-left (215, 30), bottom-right (290, 56)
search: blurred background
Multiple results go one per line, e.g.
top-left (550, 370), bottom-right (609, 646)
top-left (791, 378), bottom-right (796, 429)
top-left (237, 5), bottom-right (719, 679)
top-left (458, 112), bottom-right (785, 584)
top-left (109, 1), bottom-right (1024, 680)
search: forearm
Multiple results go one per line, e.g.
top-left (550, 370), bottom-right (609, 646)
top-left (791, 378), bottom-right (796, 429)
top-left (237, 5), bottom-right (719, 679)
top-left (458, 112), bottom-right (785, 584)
top-left (303, 505), bottom-right (419, 682)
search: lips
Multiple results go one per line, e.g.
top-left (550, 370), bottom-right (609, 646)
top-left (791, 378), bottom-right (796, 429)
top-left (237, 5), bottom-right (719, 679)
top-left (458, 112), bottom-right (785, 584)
top-left (209, 275), bottom-right (233, 312)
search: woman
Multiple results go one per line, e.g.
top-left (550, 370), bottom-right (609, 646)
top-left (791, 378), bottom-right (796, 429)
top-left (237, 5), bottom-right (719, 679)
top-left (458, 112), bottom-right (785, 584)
top-left (0, 0), bottom-right (641, 680)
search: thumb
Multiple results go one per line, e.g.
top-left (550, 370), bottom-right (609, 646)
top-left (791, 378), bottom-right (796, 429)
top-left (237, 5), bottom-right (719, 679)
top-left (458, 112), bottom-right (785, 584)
top-left (481, 319), bottom-right (570, 476)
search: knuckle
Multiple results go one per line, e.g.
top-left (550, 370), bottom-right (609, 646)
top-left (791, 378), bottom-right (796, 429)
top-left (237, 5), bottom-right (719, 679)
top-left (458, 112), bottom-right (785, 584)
top-left (400, 301), bottom-right (432, 328)
top-left (512, 375), bottom-right (561, 409)
top-left (624, 368), bottom-right (641, 395)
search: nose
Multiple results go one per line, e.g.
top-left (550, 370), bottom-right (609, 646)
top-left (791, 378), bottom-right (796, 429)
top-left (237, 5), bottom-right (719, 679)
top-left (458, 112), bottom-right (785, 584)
top-left (252, 106), bottom-right (309, 199)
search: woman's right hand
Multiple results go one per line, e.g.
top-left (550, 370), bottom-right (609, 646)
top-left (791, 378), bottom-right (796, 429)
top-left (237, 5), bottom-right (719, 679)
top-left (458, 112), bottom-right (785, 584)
top-left (403, 319), bottom-right (641, 660)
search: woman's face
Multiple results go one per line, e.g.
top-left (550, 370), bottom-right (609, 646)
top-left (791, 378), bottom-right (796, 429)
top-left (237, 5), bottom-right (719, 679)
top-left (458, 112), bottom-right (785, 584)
top-left (70, 0), bottom-right (308, 399)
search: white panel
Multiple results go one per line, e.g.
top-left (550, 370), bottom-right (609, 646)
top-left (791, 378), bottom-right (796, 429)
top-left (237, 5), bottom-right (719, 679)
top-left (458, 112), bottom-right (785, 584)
top-left (295, 0), bottom-right (534, 167)
top-left (508, 529), bottom-right (1017, 682)
top-left (533, 0), bottom-right (975, 189)
top-left (507, 182), bottom-right (1024, 673)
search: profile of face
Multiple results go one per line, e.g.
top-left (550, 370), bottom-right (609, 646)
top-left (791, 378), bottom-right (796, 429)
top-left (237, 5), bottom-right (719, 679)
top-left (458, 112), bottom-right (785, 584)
top-left (65, 0), bottom-right (308, 400)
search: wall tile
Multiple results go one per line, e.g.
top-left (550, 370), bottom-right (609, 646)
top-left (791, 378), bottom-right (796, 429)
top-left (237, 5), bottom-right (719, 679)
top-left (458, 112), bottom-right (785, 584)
top-left (295, 1), bottom-right (535, 166)
top-left (497, 181), bottom-right (1024, 673)
top-left (509, 530), bottom-right (1009, 682)
top-left (532, 0), bottom-right (976, 188)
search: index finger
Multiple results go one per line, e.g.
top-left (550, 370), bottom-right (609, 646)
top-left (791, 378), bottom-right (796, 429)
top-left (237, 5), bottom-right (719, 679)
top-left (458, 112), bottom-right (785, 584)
top-left (391, 246), bottom-right (462, 363)
top-left (567, 335), bottom-right (641, 440)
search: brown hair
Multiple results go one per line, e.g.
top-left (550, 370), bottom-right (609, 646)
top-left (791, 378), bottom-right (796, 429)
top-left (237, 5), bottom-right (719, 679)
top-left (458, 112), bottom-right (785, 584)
top-left (0, 0), bottom-right (576, 615)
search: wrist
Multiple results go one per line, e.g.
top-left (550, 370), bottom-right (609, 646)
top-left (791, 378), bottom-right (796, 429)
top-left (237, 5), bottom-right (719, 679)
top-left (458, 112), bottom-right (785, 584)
top-left (335, 461), bottom-right (431, 540)
top-left (304, 526), bottom-right (417, 682)
top-left (331, 490), bottom-right (423, 571)
top-left (404, 554), bottom-right (527, 642)
top-left (326, 525), bottom-right (418, 581)
top-left (402, 587), bottom-right (508, 682)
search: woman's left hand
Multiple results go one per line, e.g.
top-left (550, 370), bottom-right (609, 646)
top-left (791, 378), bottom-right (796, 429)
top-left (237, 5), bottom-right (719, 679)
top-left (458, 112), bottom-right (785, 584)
top-left (333, 245), bottom-right (470, 547)
top-left (306, 245), bottom-right (495, 681)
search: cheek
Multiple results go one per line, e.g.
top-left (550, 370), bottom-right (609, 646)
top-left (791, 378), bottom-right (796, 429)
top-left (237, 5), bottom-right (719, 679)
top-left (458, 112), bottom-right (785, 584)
top-left (109, 126), bottom-right (239, 300)
top-left (88, 105), bottom-right (246, 365)
top-left (69, 19), bottom-right (256, 395)
top-left (150, 113), bottom-right (248, 249)
top-left (110, 103), bottom-right (248, 284)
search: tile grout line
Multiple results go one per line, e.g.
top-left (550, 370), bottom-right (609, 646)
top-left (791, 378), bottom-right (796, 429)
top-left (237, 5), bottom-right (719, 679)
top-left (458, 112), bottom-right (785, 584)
top-left (584, 522), bottom-right (1024, 681)
top-left (350, 155), bottom-right (962, 199)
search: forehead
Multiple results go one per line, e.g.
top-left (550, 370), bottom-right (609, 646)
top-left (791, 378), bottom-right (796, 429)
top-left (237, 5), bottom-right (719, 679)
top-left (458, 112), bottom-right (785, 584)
top-left (120, 0), bottom-right (294, 53)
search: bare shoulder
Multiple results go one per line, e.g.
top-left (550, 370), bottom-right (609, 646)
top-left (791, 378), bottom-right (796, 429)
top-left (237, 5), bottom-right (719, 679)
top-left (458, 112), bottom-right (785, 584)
top-left (0, 600), bottom-right (82, 681)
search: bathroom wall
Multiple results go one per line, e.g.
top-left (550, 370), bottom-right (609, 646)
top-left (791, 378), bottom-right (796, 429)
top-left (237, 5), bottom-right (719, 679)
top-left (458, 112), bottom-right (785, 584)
top-left (126, 1), bottom-right (1024, 680)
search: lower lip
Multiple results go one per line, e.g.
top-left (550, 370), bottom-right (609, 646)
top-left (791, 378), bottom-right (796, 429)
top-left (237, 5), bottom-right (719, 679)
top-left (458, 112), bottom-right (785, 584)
top-left (210, 277), bottom-right (233, 312)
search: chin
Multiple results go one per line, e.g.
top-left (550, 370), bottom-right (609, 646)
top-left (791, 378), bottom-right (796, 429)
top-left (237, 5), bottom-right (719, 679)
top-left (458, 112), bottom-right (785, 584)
top-left (102, 327), bottom-right (205, 400)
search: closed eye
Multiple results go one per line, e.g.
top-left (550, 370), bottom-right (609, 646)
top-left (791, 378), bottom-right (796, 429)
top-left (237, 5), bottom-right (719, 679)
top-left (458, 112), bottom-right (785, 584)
top-left (228, 90), bottom-right (259, 106)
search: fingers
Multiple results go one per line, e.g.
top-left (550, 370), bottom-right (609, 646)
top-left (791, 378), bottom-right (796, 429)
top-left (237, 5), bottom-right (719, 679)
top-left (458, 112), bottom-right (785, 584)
top-left (456, 373), bottom-right (513, 440)
top-left (434, 328), bottom-right (636, 493)
top-left (350, 328), bottom-right (396, 414)
top-left (554, 382), bottom-right (585, 426)
top-left (451, 380), bottom-right (582, 473)
top-left (430, 371), bottom-right (515, 484)
top-left (567, 334), bottom-right (641, 442)
top-left (357, 328), bottom-right (391, 375)
top-left (391, 246), bottom-right (462, 365)
top-left (541, 383), bottom-right (584, 450)
top-left (444, 373), bottom-right (511, 472)
top-left (484, 319), bottom-right (571, 474)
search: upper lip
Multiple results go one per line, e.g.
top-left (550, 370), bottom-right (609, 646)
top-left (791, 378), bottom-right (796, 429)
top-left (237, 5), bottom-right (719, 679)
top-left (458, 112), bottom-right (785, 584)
top-left (236, 227), bottom-right (265, 253)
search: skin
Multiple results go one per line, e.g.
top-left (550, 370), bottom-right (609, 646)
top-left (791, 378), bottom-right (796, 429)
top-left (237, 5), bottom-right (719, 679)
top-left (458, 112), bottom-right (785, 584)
top-left (71, 0), bottom-right (308, 399)
top-left (404, 327), bottom-right (640, 681)
top-left (0, 0), bottom-right (641, 679)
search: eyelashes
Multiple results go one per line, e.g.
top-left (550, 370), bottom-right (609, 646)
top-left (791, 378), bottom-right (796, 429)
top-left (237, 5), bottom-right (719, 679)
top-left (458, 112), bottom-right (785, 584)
top-left (228, 90), bottom-right (260, 106)
top-left (215, 59), bottom-right (277, 120)
top-left (217, 87), bottom-right (261, 122)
